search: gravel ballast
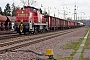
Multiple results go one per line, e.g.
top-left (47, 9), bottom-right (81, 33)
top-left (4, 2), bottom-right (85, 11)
top-left (0, 27), bottom-right (88, 60)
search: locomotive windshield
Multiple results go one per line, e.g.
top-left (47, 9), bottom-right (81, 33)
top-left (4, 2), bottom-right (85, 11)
top-left (30, 8), bottom-right (36, 12)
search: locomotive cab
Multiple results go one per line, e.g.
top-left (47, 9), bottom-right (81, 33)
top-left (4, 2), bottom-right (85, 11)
top-left (14, 6), bottom-right (47, 34)
top-left (14, 6), bottom-right (30, 34)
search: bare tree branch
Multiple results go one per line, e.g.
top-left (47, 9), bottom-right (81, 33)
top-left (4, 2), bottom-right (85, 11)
top-left (20, 0), bottom-right (27, 6)
top-left (20, 0), bottom-right (38, 7)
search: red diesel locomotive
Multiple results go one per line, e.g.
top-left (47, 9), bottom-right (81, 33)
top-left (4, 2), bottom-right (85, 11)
top-left (14, 6), bottom-right (83, 34)
top-left (14, 6), bottom-right (47, 34)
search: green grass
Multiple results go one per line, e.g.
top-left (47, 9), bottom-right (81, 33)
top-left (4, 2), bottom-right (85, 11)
top-left (79, 36), bottom-right (90, 60)
top-left (57, 38), bottom-right (83, 60)
top-left (63, 42), bottom-right (79, 49)
top-left (57, 27), bottom-right (90, 60)
top-left (62, 39), bottom-right (83, 50)
top-left (70, 38), bottom-right (83, 56)
top-left (57, 56), bottom-right (73, 60)
top-left (79, 28), bottom-right (90, 60)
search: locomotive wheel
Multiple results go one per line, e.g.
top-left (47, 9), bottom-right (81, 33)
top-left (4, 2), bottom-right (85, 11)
top-left (23, 29), bottom-right (26, 35)
top-left (31, 32), bottom-right (34, 34)
top-left (43, 29), bottom-right (46, 33)
top-left (19, 29), bottom-right (22, 35)
top-left (34, 29), bottom-right (38, 34)
top-left (19, 32), bottom-right (22, 35)
top-left (28, 31), bottom-right (31, 34)
top-left (40, 30), bottom-right (43, 33)
top-left (24, 31), bottom-right (26, 35)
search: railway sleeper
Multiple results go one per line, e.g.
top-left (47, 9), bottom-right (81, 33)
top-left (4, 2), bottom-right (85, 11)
top-left (0, 29), bottom-right (77, 54)
top-left (0, 39), bottom-right (26, 47)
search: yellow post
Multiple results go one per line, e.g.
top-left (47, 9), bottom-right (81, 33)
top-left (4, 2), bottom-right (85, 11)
top-left (46, 49), bottom-right (53, 56)
top-left (46, 49), bottom-right (55, 59)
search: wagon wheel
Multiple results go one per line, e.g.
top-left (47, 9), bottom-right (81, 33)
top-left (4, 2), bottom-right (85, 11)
top-left (28, 31), bottom-right (31, 34)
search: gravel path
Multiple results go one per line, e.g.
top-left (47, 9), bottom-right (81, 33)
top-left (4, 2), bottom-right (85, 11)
top-left (83, 31), bottom-right (90, 60)
top-left (83, 50), bottom-right (90, 60)
top-left (0, 27), bottom-right (88, 60)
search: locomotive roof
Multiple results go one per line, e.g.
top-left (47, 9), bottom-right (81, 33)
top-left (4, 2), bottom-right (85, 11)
top-left (44, 15), bottom-right (67, 20)
top-left (24, 6), bottom-right (38, 10)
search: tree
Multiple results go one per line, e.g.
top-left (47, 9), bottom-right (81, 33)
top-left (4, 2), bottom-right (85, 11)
top-left (29, 0), bottom-right (37, 6)
top-left (20, 0), bottom-right (38, 7)
top-left (43, 11), bottom-right (49, 16)
top-left (4, 9), bottom-right (7, 16)
top-left (0, 7), bottom-right (3, 15)
top-left (4, 3), bottom-right (11, 16)
top-left (15, 6), bottom-right (20, 13)
top-left (11, 3), bottom-right (20, 16)
top-left (20, 0), bottom-right (27, 6)
top-left (11, 2), bottom-right (16, 16)
top-left (11, 2), bottom-right (21, 16)
top-left (39, 8), bottom-right (42, 14)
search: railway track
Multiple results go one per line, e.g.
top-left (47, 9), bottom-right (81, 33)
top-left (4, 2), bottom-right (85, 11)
top-left (0, 30), bottom-right (69, 40)
top-left (0, 30), bottom-right (63, 40)
top-left (0, 28), bottom-right (82, 54)
top-left (0, 31), bottom-right (19, 40)
top-left (0, 34), bottom-right (22, 40)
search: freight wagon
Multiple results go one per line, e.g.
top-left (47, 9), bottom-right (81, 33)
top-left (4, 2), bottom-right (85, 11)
top-left (14, 6), bottom-right (84, 35)
top-left (0, 15), bottom-right (12, 31)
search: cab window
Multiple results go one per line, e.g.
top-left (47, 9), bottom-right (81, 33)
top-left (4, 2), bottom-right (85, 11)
top-left (24, 8), bottom-right (28, 10)
top-left (30, 8), bottom-right (36, 12)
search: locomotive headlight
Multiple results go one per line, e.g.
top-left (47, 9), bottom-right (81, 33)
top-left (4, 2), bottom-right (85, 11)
top-left (20, 23), bottom-right (23, 26)
top-left (30, 23), bottom-right (32, 24)
top-left (21, 19), bottom-right (23, 22)
top-left (22, 11), bottom-right (24, 13)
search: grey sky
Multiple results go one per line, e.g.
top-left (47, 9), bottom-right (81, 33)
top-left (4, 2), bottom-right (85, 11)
top-left (0, 0), bottom-right (90, 19)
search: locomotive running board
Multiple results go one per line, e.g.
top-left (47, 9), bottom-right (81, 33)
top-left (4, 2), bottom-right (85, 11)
top-left (34, 23), bottom-right (47, 25)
